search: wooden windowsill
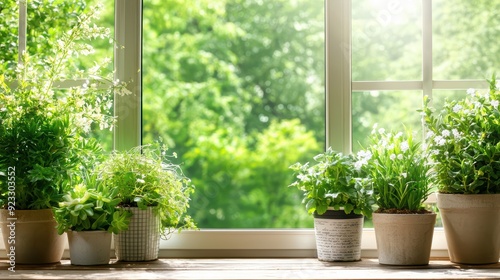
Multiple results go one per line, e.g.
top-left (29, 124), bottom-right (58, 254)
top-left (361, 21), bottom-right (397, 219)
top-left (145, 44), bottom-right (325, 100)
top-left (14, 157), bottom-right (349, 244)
top-left (0, 258), bottom-right (498, 279)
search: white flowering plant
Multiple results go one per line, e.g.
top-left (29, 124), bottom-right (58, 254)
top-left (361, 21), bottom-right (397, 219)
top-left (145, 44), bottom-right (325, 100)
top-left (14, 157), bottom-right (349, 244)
top-left (0, 4), bottom-right (130, 209)
top-left (289, 148), bottom-right (375, 218)
top-left (359, 127), bottom-right (433, 213)
top-left (423, 76), bottom-right (500, 194)
top-left (99, 144), bottom-right (196, 236)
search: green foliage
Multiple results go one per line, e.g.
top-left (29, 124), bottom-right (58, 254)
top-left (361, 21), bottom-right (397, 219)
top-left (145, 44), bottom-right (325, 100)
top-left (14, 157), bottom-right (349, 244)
top-left (99, 144), bottom-right (196, 236)
top-left (424, 76), bottom-right (500, 194)
top-left (0, 3), bottom-right (127, 209)
top-left (54, 171), bottom-right (132, 234)
top-left (360, 127), bottom-right (433, 212)
top-left (289, 148), bottom-right (375, 219)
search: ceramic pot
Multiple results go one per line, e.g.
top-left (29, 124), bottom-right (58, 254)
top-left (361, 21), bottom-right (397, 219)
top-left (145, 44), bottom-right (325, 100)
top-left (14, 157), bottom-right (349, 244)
top-left (0, 209), bottom-right (65, 264)
top-left (373, 212), bottom-right (436, 265)
top-left (67, 230), bottom-right (112, 265)
top-left (313, 210), bottom-right (364, 262)
top-left (113, 207), bottom-right (161, 261)
top-left (437, 193), bottom-right (500, 264)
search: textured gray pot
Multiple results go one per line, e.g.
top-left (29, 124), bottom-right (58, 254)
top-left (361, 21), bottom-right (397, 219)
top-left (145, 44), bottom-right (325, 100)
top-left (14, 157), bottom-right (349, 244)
top-left (373, 212), bottom-right (436, 265)
top-left (437, 193), bottom-right (500, 264)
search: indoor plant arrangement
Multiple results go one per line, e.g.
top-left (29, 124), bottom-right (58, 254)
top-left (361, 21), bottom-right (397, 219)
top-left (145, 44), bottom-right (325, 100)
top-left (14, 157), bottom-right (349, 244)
top-left (100, 144), bottom-right (196, 261)
top-left (289, 148), bottom-right (375, 262)
top-left (0, 3), bottom-right (129, 264)
top-left (54, 170), bottom-right (132, 265)
top-left (360, 126), bottom-right (436, 265)
top-left (423, 76), bottom-right (500, 264)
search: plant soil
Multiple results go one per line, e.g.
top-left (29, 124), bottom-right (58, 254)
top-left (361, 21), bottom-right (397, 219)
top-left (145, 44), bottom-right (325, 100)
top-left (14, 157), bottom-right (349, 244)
top-left (375, 208), bottom-right (432, 214)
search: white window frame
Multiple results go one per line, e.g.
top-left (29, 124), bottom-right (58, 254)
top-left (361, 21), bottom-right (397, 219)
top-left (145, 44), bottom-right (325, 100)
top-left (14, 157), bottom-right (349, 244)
top-left (7, 0), bottom-right (488, 258)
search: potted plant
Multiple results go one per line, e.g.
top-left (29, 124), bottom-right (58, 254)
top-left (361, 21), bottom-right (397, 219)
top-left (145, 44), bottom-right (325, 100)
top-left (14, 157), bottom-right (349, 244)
top-left (100, 144), bottom-right (196, 261)
top-left (0, 3), bottom-right (129, 264)
top-left (289, 148), bottom-right (375, 262)
top-left (360, 127), bottom-right (436, 265)
top-left (54, 170), bottom-right (132, 265)
top-left (423, 76), bottom-right (500, 265)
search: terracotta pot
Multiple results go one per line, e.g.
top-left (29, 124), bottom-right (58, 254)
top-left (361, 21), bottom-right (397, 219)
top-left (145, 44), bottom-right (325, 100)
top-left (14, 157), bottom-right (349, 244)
top-left (373, 212), bottom-right (436, 265)
top-left (0, 209), bottom-right (65, 264)
top-left (67, 230), bottom-right (112, 265)
top-left (437, 193), bottom-right (500, 264)
top-left (113, 207), bottom-right (161, 261)
top-left (313, 210), bottom-right (364, 262)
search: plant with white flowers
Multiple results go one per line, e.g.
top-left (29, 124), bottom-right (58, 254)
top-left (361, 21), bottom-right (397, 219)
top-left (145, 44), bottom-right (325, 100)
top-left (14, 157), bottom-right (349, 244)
top-left (289, 148), bottom-right (375, 218)
top-left (0, 3), bottom-right (130, 210)
top-left (423, 75), bottom-right (500, 194)
top-left (360, 127), bottom-right (433, 213)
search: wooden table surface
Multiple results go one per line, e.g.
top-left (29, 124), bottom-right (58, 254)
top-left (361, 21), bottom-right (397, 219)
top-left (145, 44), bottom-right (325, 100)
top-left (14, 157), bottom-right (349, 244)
top-left (0, 258), bottom-right (498, 280)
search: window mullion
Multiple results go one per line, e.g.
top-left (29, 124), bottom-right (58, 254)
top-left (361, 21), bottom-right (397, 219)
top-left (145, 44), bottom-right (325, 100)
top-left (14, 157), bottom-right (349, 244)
top-left (114, 0), bottom-right (142, 151)
top-left (326, 0), bottom-right (352, 154)
top-left (422, 0), bottom-right (432, 97)
top-left (18, 0), bottom-right (27, 63)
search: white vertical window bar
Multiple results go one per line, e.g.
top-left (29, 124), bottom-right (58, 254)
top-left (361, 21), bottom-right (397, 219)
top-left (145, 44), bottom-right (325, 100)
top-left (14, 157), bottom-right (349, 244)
top-left (114, 0), bottom-right (142, 151)
top-left (18, 0), bottom-right (27, 63)
top-left (325, 0), bottom-right (352, 154)
top-left (422, 0), bottom-right (432, 101)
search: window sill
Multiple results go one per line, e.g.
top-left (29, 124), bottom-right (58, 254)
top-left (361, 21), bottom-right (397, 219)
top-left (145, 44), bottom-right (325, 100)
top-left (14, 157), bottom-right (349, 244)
top-left (1, 258), bottom-right (499, 279)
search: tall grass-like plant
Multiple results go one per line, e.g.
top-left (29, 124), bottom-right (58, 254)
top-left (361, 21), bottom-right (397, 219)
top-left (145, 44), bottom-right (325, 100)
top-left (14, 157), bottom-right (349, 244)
top-left (360, 127), bottom-right (433, 212)
top-left (423, 76), bottom-right (500, 194)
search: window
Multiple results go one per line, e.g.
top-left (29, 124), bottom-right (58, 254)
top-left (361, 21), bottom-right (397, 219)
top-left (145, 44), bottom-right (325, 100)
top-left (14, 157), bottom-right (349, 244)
top-left (5, 0), bottom-right (499, 257)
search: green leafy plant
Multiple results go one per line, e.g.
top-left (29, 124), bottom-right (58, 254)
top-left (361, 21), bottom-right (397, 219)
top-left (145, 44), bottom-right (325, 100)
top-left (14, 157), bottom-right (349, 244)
top-left (360, 127), bottom-right (433, 213)
top-left (289, 148), bottom-right (375, 218)
top-left (100, 144), bottom-right (196, 237)
top-left (54, 170), bottom-right (132, 234)
top-left (0, 3), bottom-right (130, 209)
top-left (423, 75), bottom-right (500, 194)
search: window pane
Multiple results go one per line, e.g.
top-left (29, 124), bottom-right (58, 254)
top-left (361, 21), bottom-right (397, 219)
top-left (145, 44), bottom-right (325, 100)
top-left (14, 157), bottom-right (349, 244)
top-left (143, 1), bottom-right (325, 228)
top-left (431, 90), bottom-right (467, 112)
top-left (433, 0), bottom-right (500, 80)
top-left (352, 0), bottom-right (422, 81)
top-left (352, 90), bottom-right (423, 151)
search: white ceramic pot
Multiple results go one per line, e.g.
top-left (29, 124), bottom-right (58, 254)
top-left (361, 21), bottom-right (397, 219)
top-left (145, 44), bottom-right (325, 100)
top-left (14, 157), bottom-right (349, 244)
top-left (67, 230), bottom-right (112, 265)
top-left (437, 193), bottom-right (500, 264)
top-left (373, 212), bottom-right (436, 265)
top-left (313, 210), bottom-right (364, 262)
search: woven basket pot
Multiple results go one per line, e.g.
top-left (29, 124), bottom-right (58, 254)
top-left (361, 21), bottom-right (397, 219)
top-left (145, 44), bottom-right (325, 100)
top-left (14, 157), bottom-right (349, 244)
top-left (114, 207), bottom-right (161, 261)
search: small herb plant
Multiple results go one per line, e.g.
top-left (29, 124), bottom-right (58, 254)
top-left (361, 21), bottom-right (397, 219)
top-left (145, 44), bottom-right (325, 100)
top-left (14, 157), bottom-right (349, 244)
top-left (100, 144), bottom-right (196, 236)
top-left (360, 127), bottom-right (433, 213)
top-left (289, 148), bottom-right (375, 218)
top-left (423, 76), bottom-right (500, 194)
top-left (54, 171), bottom-right (132, 234)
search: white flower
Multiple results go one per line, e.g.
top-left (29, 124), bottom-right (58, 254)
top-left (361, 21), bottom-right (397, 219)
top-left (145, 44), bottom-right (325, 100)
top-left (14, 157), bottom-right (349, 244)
top-left (442, 130), bottom-right (450, 137)
top-left (467, 88), bottom-right (475, 95)
top-left (395, 132), bottom-right (403, 139)
top-left (390, 154), bottom-right (396, 160)
top-left (400, 141), bottom-right (409, 152)
top-left (452, 105), bottom-right (462, 113)
top-left (397, 154), bottom-right (403, 160)
top-left (136, 178), bottom-right (145, 184)
top-left (491, 100), bottom-right (499, 109)
top-left (452, 129), bottom-right (461, 139)
top-left (435, 136), bottom-right (446, 146)
top-left (401, 173), bottom-right (407, 178)
top-left (378, 128), bottom-right (385, 135)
